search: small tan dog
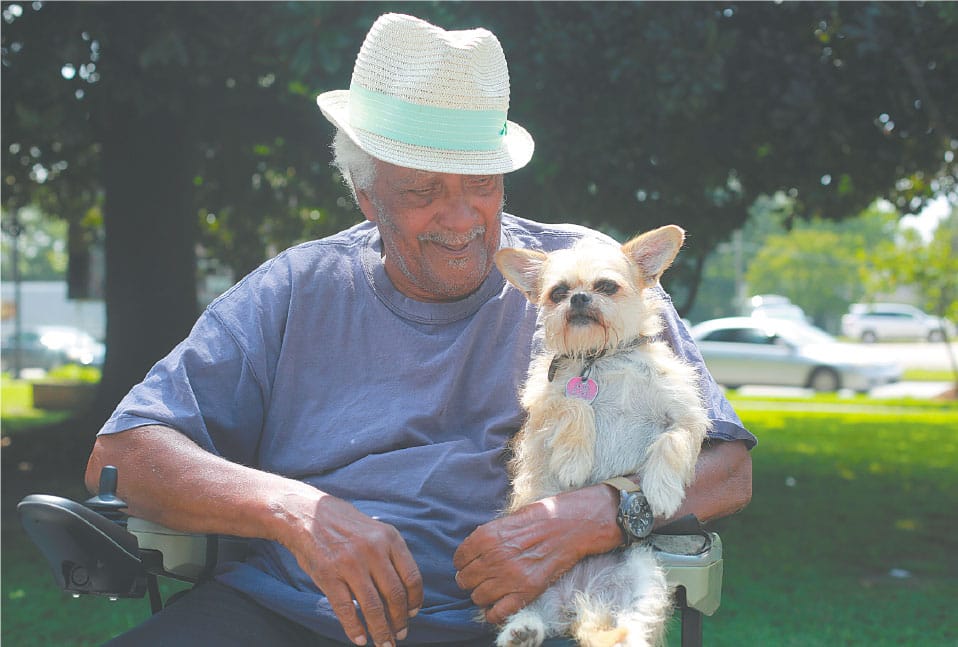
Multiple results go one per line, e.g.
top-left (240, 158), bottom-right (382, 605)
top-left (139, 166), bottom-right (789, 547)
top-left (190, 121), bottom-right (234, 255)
top-left (493, 225), bottom-right (710, 647)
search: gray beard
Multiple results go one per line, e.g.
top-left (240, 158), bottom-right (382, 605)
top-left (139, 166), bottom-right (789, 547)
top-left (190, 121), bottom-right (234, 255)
top-left (374, 200), bottom-right (503, 300)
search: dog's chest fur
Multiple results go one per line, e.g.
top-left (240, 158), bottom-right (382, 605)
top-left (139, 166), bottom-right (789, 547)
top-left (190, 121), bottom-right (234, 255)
top-left (510, 340), bottom-right (705, 507)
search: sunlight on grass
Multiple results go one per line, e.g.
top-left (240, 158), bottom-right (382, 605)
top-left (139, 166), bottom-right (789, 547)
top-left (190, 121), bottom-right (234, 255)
top-left (902, 368), bottom-right (957, 382)
top-left (1, 368), bottom-right (101, 434)
top-left (1, 375), bottom-right (74, 433)
top-left (44, 364), bottom-right (102, 384)
top-left (1, 375), bottom-right (36, 414)
top-left (714, 404), bottom-right (958, 646)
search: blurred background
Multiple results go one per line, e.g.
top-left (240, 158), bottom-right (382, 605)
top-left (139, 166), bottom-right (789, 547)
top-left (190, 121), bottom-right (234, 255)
top-left (2, 2), bottom-right (956, 645)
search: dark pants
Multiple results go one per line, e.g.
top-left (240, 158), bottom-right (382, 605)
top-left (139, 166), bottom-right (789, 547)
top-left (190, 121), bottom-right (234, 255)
top-left (104, 581), bottom-right (578, 646)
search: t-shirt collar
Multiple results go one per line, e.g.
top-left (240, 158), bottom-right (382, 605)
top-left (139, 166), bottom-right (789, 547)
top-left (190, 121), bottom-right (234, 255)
top-left (360, 226), bottom-right (513, 325)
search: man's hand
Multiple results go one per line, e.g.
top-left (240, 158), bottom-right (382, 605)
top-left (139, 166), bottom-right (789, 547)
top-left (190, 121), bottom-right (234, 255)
top-left (86, 427), bottom-right (422, 647)
top-left (452, 440), bottom-right (752, 627)
top-left (452, 484), bottom-right (620, 626)
top-left (277, 492), bottom-right (423, 647)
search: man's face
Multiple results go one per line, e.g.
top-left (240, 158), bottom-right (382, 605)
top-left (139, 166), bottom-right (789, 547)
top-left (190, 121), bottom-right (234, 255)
top-left (357, 160), bottom-right (504, 302)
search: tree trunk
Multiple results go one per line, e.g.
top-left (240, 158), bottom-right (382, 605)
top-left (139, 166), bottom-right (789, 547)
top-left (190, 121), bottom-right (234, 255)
top-left (676, 252), bottom-right (707, 319)
top-left (89, 108), bottom-right (198, 432)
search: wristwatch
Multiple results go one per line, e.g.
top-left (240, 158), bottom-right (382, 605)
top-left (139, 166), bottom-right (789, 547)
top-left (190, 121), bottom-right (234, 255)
top-left (603, 476), bottom-right (654, 545)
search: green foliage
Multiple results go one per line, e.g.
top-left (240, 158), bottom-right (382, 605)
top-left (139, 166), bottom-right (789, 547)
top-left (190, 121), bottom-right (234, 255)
top-left (690, 197), bottom-right (954, 331)
top-left (493, 2), bottom-right (958, 312)
top-left (0, 2), bottom-right (377, 281)
top-left (3, 2), bottom-right (958, 412)
top-left (746, 228), bottom-right (854, 327)
top-left (742, 209), bottom-right (902, 329)
top-left (4, 2), bottom-right (957, 298)
top-left (687, 192), bottom-right (796, 322)
top-left (0, 206), bottom-right (68, 280)
top-left (866, 207), bottom-right (958, 321)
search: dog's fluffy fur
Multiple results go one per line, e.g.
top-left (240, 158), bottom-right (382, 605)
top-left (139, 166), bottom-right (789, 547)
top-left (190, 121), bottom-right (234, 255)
top-left (493, 225), bottom-right (711, 647)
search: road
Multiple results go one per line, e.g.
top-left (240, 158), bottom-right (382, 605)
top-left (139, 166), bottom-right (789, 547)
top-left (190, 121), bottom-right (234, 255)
top-left (737, 380), bottom-right (953, 400)
top-left (866, 341), bottom-right (958, 372)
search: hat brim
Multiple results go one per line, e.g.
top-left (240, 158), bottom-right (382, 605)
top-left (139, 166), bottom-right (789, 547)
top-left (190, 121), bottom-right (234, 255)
top-left (317, 90), bottom-right (534, 175)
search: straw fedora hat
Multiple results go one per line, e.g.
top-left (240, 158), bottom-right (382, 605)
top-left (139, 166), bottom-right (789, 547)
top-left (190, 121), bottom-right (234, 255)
top-left (317, 13), bottom-right (534, 175)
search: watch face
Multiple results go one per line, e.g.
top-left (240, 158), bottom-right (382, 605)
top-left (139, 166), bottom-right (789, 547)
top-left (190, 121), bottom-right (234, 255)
top-left (621, 491), bottom-right (655, 540)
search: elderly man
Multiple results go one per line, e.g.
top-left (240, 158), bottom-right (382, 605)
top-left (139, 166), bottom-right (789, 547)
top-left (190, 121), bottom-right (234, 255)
top-left (87, 13), bottom-right (753, 647)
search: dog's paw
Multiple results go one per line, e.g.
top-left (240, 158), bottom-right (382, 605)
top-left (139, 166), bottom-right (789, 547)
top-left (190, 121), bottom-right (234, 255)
top-left (641, 477), bottom-right (685, 519)
top-left (576, 625), bottom-right (629, 647)
top-left (547, 427), bottom-right (595, 488)
top-left (497, 612), bottom-right (546, 647)
top-left (552, 455), bottom-right (593, 489)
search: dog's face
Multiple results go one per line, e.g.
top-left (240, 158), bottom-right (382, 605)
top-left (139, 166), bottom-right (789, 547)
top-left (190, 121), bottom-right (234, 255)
top-left (495, 225), bottom-right (685, 356)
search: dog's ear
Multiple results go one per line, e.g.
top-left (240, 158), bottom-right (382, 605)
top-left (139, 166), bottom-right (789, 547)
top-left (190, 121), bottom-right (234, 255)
top-left (622, 225), bottom-right (685, 287)
top-left (494, 248), bottom-right (548, 303)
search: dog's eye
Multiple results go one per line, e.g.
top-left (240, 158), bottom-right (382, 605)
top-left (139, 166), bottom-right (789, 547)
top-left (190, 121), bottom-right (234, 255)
top-left (594, 279), bottom-right (619, 296)
top-left (549, 284), bottom-right (570, 303)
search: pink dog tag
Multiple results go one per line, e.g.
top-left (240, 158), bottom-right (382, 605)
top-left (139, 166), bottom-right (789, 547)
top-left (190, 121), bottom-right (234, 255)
top-left (566, 376), bottom-right (599, 402)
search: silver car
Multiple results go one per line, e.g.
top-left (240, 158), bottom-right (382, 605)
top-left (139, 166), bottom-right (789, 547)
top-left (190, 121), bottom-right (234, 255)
top-left (690, 317), bottom-right (902, 393)
top-left (841, 303), bottom-right (956, 343)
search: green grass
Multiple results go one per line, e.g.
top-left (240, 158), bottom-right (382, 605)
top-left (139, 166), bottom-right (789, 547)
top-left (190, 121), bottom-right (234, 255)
top-left (690, 398), bottom-right (958, 646)
top-left (2, 517), bottom-right (187, 646)
top-left (3, 397), bottom-right (957, 646)
top-left (1, 366), bottom-right (101, 434)
top-left (902, 367), bottom-right (956, 382)
top-left (0, 375), bottom-right (73, 434)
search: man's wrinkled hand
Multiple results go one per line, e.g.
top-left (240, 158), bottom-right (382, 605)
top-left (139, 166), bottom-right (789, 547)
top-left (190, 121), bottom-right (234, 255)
top-left (452, 484), bottom-right (619, 626)
top-left (280, 492), bottom-right (423, 647)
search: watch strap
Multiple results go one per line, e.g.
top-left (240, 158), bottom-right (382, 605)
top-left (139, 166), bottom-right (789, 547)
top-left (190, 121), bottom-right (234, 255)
top-left (602, 476), bottom-right (641, 493)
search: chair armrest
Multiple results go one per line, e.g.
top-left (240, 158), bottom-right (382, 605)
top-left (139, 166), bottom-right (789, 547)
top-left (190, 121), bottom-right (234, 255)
top-left (127, 518), bottom-right (249, 582)
top-left (17, 494), bottom-right (147, 598)
top-left (652, 532), bottom-right (723, 616)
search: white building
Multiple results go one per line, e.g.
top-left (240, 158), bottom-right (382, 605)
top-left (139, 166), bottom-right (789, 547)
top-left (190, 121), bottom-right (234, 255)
top-left (1, 281), bottom-right (105, 340)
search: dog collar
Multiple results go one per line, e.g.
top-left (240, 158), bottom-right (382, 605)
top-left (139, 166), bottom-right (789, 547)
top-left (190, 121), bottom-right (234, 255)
top-left (547, 336), bottom-right (649, 383)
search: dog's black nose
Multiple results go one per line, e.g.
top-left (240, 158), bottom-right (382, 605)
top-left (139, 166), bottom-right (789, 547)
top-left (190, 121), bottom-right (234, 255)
top-left (570, 292), bottom-right (592, 308)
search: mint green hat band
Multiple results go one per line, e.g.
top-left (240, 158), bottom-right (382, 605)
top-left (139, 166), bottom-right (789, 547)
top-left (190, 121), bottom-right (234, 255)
top-left (348, 84), bottom-right (508, 152)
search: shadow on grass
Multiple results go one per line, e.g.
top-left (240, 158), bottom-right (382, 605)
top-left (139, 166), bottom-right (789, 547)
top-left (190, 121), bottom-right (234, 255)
top-left (0, 413), bottom-right (150, 646)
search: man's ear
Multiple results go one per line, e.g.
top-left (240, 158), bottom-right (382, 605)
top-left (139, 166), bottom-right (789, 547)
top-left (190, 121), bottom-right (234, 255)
top-left (355, 188), bottom-right (378, 224)
top-left (356, 189), bottom-right (379, 222)
top-left (494, 248), bottom-right (548, 303)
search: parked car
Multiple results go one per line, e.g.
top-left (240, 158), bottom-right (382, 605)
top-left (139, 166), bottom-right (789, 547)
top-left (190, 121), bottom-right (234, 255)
top-left (748, 294), bottom-right (792, 308)
top-left (1, 325), bottom-right (105, 372)
top-left (746, 294), bottom-right (810, 324)
top-left (689, 317), bottom-right (902, 393)
top-left (841, 303), bottom-right (955, 343)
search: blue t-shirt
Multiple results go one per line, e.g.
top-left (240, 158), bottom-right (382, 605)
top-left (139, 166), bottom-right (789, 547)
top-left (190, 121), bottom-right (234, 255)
top-left (100, 214), bottom-right (755, 643)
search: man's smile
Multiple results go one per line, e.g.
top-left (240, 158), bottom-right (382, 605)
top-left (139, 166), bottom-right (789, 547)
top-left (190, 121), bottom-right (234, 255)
top-left (420, 228), bottom-right (486, 256)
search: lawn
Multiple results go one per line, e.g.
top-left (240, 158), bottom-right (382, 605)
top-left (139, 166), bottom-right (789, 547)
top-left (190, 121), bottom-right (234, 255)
top-left (0, 374), bottom-right (73, 434)
top-left (2, 396), bottom-right (956, 645)
top-left (697, 399), bottom-right (957, 646)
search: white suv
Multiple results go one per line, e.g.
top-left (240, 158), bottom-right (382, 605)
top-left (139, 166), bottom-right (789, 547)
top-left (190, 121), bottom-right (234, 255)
top-left (841, 303), bottom-right (955, 342)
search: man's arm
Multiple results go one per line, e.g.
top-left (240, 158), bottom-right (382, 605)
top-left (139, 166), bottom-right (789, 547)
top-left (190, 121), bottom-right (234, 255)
top-left (86, 425), bottom-right (422, 647)
top-left (453, 439), bottom-right (751, 625)
top-left (659, 438), bottom-right (753, 525)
